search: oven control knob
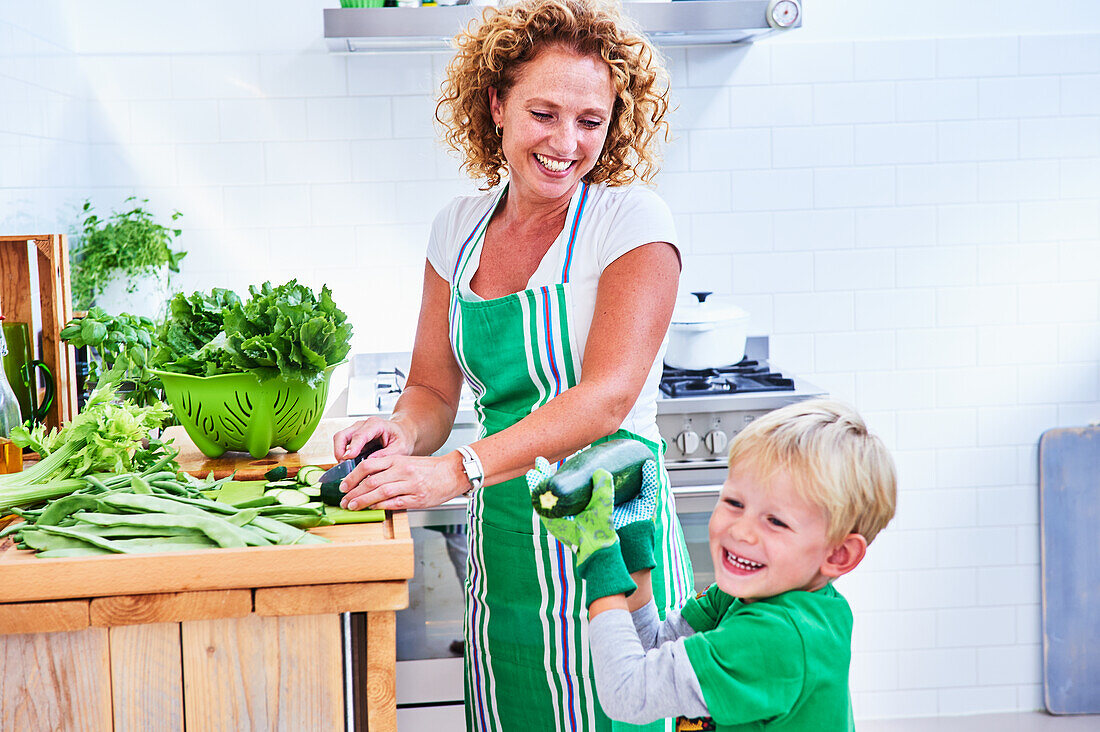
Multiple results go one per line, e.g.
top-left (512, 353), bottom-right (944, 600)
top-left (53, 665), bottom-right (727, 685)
top-left (704, 429), bottom-right (728, 456)
top-left (675, 429), bottom-right (700, 456)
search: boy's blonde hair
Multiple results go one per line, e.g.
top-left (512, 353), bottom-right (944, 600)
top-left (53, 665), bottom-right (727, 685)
top-left (727, 399), bottom-right (897, 545)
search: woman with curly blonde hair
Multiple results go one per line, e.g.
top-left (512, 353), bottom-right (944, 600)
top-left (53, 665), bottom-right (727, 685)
top-left (335, 1), bottom-right (692, 728)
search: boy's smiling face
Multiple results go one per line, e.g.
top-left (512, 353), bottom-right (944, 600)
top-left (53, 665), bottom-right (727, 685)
top-left (709, 462), bottom-right (839, 601)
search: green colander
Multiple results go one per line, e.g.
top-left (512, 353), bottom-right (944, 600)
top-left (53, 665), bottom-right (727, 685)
top-left (153, 364), bottom-right (340, 459)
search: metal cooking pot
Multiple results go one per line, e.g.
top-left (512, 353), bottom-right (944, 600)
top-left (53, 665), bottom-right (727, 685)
top-left (665, 291), bottom-right (750, 371)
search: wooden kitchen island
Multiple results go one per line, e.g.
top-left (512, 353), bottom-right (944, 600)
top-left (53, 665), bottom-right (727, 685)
top-left (0, 427), bottom-right (413, 731)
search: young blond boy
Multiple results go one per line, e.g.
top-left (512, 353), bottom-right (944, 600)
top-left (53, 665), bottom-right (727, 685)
top-left (534, 399), bottom-right (897, 731)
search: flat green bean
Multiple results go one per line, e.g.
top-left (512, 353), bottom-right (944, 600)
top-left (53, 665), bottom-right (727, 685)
top-left (36, 546), bottom-right (113, 558)
top-left (74, 512), bottom-right (250, 549)
top-left (130, 475), bottom-right (154, 495)
top-left (35, 524), bottom-right (128, 553)
top-left (37, 496), bottom-right (109, 526)
top-left (83, 475), bottom-right (111, 492)
top-left (226, 508), bottom-right (261, 527)
top-left (151, 493), bottom-right (237, 515)
top-left (100, 493), bottom-right (213, 519)
top-left (250, 516), bottom-right (328, 545)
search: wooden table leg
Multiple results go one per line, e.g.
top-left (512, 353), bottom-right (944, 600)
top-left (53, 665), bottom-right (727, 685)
top-left (181, 614), bottom-right (344, 730)
top-left (0, 627), bottom-right (112, 731)
top-left (365, 611), bottom-right (397, 732)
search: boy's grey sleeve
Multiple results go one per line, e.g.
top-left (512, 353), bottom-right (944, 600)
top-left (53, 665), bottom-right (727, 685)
top-left (631, 601), bottom-right (696, 650)
top-left (590, 608), bottom-right (709, 725)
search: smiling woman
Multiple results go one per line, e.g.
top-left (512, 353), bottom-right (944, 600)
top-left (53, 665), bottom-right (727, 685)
top-left (333, 1), bottom-right (688, 729)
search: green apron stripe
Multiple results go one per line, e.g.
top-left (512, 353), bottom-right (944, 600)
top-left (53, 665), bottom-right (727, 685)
top-left (553, 284), bottom-right (579, 387)
top-left (522, 290), bottom-right (554, 412)
top-left (544, 529), bottom-right (595, 732)
top-left (452, 200), bottom-right (496, 281)
top-left (467, 496), bottom-right (501, 729)
top-left (560, 181), bottom-right (588, 283)
top-left (539, 286), bottom-right (568, 397)
top-left (551, 536), bottom-right (584, 729)
top-left (466, 502), bottom-right (491, 729)
top-left (532, 519), bottom-right (567, 730)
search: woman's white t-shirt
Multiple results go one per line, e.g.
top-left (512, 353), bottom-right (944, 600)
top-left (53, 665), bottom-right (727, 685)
top-left (426, 182), bottom-right (679, 444)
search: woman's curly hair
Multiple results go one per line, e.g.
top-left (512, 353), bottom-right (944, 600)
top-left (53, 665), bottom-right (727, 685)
top-left (436, 0), bottom-right (671, 190)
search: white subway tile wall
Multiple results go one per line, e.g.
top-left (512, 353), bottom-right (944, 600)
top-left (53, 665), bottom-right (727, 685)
top-left (2, 0), bottom-right (1100, 721)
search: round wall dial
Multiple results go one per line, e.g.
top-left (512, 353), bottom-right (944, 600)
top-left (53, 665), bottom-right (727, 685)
top-left (766, 0), bottom-right (801, 29)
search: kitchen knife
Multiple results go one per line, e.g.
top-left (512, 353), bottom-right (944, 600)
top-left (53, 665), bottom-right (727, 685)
top-left (319, 437), bottom-right (384, 506)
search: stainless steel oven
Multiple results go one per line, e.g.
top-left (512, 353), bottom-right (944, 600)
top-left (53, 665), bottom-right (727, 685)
top-left (344, 341), bottom-right (826, 731)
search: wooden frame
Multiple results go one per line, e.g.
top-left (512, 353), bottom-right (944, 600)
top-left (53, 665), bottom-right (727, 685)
top-left (0, 235), bottom-right (78, 430)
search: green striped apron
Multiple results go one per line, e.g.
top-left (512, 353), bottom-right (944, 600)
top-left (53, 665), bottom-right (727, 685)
top-left (450, 182), bottom-right (693, 731)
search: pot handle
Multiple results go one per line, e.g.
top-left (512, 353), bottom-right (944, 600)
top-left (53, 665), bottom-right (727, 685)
top-left (691, 291), bottom-right (712, 303)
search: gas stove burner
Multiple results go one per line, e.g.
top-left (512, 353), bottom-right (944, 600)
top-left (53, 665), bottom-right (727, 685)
top-left (660, 358), bottom-right (795, 398)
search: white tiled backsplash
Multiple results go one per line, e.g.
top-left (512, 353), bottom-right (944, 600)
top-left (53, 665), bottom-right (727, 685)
top-left (3, 0), bottom-right (1100, 721)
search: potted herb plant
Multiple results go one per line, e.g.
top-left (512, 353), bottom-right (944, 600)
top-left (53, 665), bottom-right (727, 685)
top-left (59, 308), bottom-right (162, 410)
top-left (71, 197), bottom-right (186, 319)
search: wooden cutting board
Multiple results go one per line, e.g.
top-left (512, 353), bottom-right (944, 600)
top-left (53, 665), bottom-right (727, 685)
top-left (0, 511), bottom-right (412, 604)
top-left (1039, 426), bottom-right (1100, 715)
top-left (163, 417), bottom-right (362, 479)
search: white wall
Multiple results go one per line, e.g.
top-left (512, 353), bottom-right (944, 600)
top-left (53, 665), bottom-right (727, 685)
top-left (0, 3), bottom-right (88, 234)
top-left (2, 0), bottom-right (1099, 720)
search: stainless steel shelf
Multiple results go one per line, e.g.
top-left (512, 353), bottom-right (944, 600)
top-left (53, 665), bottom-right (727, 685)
top-left (324, 1), bottom-right (800, 53)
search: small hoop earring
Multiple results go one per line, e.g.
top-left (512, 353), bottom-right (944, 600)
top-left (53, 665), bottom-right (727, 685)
top-left (495, 124), bottom-right (502, 137)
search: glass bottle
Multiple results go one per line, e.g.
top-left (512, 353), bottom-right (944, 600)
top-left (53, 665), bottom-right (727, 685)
top-left (0, 306), bottom-right (25, 474)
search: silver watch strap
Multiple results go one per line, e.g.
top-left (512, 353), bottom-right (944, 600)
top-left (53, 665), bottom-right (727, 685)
top-left (456, 445), bottom-right (484, 492)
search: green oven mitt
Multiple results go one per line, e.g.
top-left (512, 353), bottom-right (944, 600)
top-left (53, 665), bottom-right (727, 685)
top-left (611, 458), bottom-right (659, 574)
top-left (527, 463), bottom-right (636, 605)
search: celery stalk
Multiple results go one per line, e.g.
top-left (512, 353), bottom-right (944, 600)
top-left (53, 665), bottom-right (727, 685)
top-left (0, 478), bottom-right (87, 513)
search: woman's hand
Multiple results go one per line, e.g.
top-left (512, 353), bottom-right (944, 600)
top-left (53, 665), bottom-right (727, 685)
top-left (333, 416), bottom-right (414, 462)
top-left (339, 451), bottom-right (467, 511)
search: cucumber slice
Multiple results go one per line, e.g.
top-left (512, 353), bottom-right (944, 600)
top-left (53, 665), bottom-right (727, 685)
top-left (300, 485), bottom-right (321, 498)
top-left (297, 466), bottom-right (324, 486)
top-left (263, 466), bottom-right (288, 481)
top-left (274, 489), bottom-right (310, 507)
top-left (265, 479), bottom-right (299, 489)
top-left (320, 480), bottom-right (344, 507)
top-left (300, 501), bottom-right (323, 510)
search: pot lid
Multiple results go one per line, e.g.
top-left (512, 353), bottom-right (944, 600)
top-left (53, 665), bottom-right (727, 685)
top-left (671, 291), bottom-right (750, 325)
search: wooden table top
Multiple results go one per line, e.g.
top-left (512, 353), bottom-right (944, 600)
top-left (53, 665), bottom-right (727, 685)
top-left (0, 512), bottom-right (412, 604)
top-left (163, 417), bottom-right (363, 480)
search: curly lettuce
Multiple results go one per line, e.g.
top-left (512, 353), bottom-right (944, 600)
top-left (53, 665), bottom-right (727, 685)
top-left (151, 281), bottom-right (352, 386)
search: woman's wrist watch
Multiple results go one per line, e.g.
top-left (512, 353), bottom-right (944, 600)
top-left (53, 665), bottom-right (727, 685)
top-left (456, 445), bottom-right (484, 494)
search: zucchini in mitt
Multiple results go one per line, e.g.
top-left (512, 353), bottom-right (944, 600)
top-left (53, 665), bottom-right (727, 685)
top-left (530, 439), bottom-right (655, 518)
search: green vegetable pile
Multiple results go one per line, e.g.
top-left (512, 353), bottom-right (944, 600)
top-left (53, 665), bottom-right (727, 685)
top-left (153, 280), bottom-right (352, 387)
top-left (153, 287), bottom-right (241, 377)
top-left (1, 373), bottom-right (173, 512)
top-left (0, 469), bottom-right (330, 558)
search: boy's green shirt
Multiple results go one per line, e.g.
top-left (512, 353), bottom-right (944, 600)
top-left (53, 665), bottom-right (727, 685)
top-left (678, 583), bottom-right (855, 731)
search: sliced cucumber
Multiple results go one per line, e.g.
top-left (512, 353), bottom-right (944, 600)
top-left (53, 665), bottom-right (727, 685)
top-left (265, 479), bottom-right (299, 489)
top-left (300, 485), bottom-right (321, 498)
top-left (274, 489), bottom-right (310, 507)
top-left (263, 466), bottom-right (288, 482)
top-left (297, 466), bottom-right (324, 486)
top-left (320, 480), bottom-right (344, 507)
